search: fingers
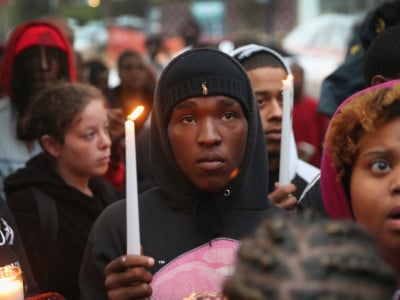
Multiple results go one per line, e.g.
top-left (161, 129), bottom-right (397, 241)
top-left (105, 255), bottom-right (155, 275)
top-left (107, 283), bottom-right (152, 300)
top-left (105, 255), bottom-right (155, 300)
top-left (269, 182), bottom-right (297, 212)
top-left (276, 194), bottom-right (297, 213)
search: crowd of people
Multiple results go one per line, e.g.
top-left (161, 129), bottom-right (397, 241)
top-left (0, 1), bottom-right (400, 299)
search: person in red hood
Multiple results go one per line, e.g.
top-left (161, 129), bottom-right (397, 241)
top-left (0, 20), bottom-right (76, 194)
top-left (320, 80), bottom-right (400, 290)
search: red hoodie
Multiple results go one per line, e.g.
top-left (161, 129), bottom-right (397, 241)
top-left (0, 20), bottom-right (76, 95)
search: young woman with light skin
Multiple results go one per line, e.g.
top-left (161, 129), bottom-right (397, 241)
top-left (41, 90), bottom-right (111, 195)
top-left (4, 82), bottom-right (119, 299)
top-left (321, 80), bottom-right (400, 288)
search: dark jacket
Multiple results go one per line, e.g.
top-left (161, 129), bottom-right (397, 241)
top-left (296, 174), bottom-right (328, 217)
top-left (0, 198), bottom-right (39, 297)
top-left (4, 153), bottom-right (120, 300)
top-left (79, 49), bottom-right (281, 300)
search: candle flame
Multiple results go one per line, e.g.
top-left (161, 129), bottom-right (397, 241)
top-left (282, 74), bottom-right (294, 90)
top-left (128, 105), bottom-right (145, 121)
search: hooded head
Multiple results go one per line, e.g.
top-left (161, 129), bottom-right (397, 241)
top-left (150, 48), bottom-right (269, 212)
top-left (0, 20), bottom-right (76, 116)
top-left (231, 44), bottom-right (299, 180)
top-left (322, 79), bottom-right (400, 219)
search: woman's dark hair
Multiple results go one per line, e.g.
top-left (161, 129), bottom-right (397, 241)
top-left (18, 82), bottom-right (104, 145)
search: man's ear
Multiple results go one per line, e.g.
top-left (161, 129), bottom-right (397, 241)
top-left (371, 74), bottom-right (389, 86)
top-left (40, 135), bottom-right (62, 157)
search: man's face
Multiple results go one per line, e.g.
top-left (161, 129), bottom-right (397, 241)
top-left (19, 46), bottom-right (63, 98)
top-left (246, 67), bottom-right (286, 157)
top-left (118, 55), bottom-right (147, 91)
top-left (168, 95), bottom-right (248, 192)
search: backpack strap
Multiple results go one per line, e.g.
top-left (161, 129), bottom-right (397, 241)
top-left (30, 187), bottom-right (58, 290)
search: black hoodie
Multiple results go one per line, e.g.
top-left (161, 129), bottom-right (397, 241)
top-left (79, 48), bottom-right (280, 300)
top-left (4, 153), bottom-right (120, 299)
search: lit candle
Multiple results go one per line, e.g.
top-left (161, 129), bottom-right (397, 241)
top-left (0, 266), bottom-right (24, 300)
top-left (125, 105), bottom-right (144, 255)
top-left (279, 74), bottom-right (294, 186)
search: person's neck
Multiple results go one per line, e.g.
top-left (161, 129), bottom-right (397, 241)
top-left (268, 155), bottom-right (280, 172)
top-left (54, 163), bottom-right (92, 196)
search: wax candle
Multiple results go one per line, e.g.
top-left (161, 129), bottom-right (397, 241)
top-left (125, 105), bottom-right (144, 255)
top-left (279, 75), bottom-right (293, 186)
top-left (0, 266), bottom-right (24, 300)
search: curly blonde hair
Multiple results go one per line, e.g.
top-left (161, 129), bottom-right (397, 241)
top-left (327, 83), bottom-right (400, 185)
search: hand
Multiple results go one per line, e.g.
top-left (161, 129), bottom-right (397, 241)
top-left (105, 254), bottom-right (155, 300)
top-left (108, 108), bottom-right (125, 146)
top-left (268, 182), bottom-right (297, 213)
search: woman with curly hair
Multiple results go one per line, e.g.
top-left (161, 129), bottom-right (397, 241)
top-left (318, 80), bottom-right (400, 290)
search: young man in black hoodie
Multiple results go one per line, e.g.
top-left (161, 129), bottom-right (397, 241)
top-left (79, 48), bottom-right (280, 299)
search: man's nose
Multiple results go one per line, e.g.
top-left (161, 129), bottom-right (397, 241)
top-left (197, 118), bottom-right (222, 146)
top-left (39, 47), bottom-right (50, 71)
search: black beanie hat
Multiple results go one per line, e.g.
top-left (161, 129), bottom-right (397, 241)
top-left (155, 48), bottom-right (252, 126)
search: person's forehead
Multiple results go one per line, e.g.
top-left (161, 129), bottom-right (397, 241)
top-left (174, 95), bottom-right (240, 109)
top-left (247, 67), bottom-right (286, 89)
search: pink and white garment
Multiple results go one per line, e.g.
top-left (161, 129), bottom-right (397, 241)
top-left (151, 238), bottom-right (239, 300)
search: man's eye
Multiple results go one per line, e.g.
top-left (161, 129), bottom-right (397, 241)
top-left (256, 98), bottom-right (265, 106)
top-left (371, 160), bottom-right (391, 173)
top-left (222, 112), bottom-right (235, 120)
top-left (182, 116), bottom-right (196, 124)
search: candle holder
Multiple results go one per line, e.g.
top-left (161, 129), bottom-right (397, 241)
top-left (0, 265), bottom-right (24, 300)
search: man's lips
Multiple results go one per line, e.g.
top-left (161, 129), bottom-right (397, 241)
top-left (265, 129), bottom-right (281, 141)
top-left (196, 153), bottom-right (226, 171)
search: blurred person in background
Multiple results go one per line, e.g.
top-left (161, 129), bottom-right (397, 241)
top-left (318, 0), bottom-right (400, 118)
top-left (104, 50), bottom-right (156, 194)
top-left (291, 62), bottom-right (328, 168)
top-left (145, 33), bottom-right (165, 78)
top-left (81, 57), bottom-right (110, 96)
top-left (0, 20), bottom-right (76, 195)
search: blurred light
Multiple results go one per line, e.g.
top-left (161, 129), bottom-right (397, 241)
top-left (88, 0), bottom-right (100, 8)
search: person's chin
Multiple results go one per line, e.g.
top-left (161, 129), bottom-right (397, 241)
top-left (266, 147), bottom-right (281, 157)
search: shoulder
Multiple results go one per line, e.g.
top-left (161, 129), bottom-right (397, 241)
top-left (297, 174), bottom-right (327, 217)
top-left (95, 199), bottom-right (126, 227)
top-left (90, 177), bottom-right (122, 203)
top-left (6, 188), bottom-right (35, 212)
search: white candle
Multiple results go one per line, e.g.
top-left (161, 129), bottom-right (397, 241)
top-left (0, 266), bottom-right (24, 300)
top-left (125, 105), bottom-right (144, 255)
top-left (279, 75), bottom-right (294, 186)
